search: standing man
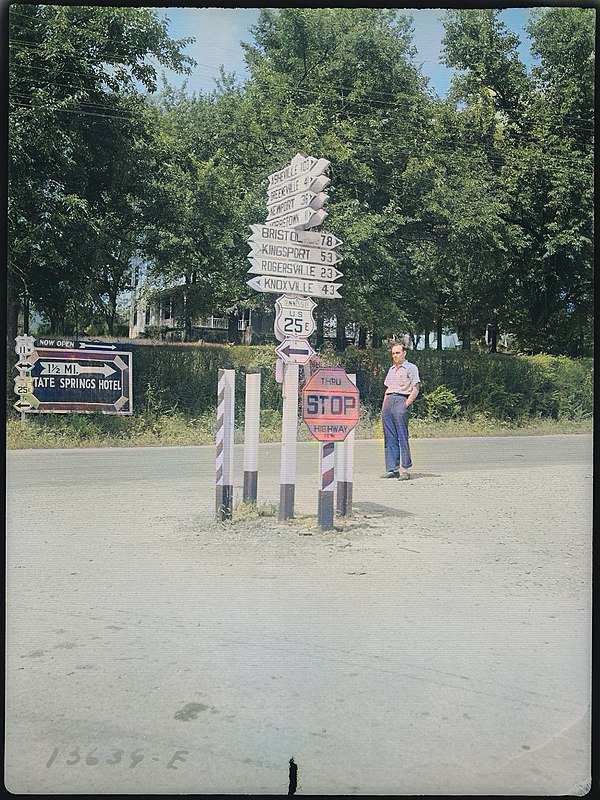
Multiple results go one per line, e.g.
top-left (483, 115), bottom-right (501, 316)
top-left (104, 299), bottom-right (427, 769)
top-left (381, 342), bottom-right (420, 480)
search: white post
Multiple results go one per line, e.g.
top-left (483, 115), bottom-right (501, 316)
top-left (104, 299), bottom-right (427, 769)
top-left (279, 362), bottom-right (299, 520)
top-left (215, 368), bottom-right (235, 520)
top-left (243, 371), bottom-right (261, 503)
top-left (336, 373), bottom-right (356, 516)
top-left (318, 441), bottom-right (335, 530)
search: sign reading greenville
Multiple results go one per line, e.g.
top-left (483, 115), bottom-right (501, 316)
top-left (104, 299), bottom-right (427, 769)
top-left (27, 341), bottom-right (133, 414)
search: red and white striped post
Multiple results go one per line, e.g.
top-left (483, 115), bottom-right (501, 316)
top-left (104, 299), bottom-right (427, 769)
top-left (318, 441), bottom-right (335, 531)
top-left (336, 373), bottom-right (356, 516)
top-left (243, 371), bottom-right (261, 504)
top-left (215, 368), bottom-right (235, 521)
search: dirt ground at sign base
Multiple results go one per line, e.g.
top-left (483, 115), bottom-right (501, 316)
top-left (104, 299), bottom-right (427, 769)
top-left (4, 436), bottom-right (592, 794)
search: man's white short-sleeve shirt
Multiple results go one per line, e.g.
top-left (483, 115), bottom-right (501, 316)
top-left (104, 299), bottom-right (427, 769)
top-left (384, 361), bottom-right (420, 395)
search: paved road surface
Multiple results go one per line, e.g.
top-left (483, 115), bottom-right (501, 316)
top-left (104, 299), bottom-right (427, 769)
top-left (5, 435), bottom-right (592, 794)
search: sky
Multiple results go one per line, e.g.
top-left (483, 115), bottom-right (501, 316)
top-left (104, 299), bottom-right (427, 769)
top-left (150, 6), bottom-right (535, 99)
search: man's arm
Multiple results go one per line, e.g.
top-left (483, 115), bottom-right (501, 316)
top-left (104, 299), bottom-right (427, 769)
top-left (405, 382), bottom-right (420, 408)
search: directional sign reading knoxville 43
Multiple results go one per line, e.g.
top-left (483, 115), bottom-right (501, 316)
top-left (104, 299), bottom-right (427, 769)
top-left (25, 343), bottom-right (133, 414)
top-left (302, 367), bottom-right (360, 442)
top-left (246, 275), bottom-right (341, 299)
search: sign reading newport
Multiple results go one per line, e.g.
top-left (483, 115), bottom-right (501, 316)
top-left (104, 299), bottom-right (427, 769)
top-left (302, 367), bottom-right (360, 442)
top-left (23, 342), bottom-right (133, 414)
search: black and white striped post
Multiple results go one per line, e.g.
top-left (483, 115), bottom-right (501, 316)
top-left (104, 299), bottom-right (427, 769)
top-left (279, 362), bottom-right (299, 520)
top-left (336, 373), bottom-right (356, 516)
top-left (243, 370), bottom-right (261, 504)
top-left (215, 368), bottom-right (235, 521)
top-left (317, 441), bottom-right (336, 531)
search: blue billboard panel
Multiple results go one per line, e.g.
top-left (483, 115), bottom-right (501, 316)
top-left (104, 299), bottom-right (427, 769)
top-left (28, 342), bottom-right (133, 414)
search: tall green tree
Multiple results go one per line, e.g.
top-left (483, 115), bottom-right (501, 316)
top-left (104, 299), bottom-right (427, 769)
top-left (241, 8), bottom-right (434, 347)
top-left (8, 4), bottom-right (193, 338)
top-left (440, 7), bottom-right (593, 355)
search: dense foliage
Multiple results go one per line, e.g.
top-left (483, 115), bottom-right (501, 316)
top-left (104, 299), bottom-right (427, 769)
top-left (8, 7), bottom-right (594, 355)
top-left (10, 342), bottom-right (590, 422)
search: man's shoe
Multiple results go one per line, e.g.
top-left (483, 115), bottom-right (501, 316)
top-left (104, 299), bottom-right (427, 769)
top-left (398, 471), bottom-right (411, 480)
top-left (380, 470), bottom-right (399, 478)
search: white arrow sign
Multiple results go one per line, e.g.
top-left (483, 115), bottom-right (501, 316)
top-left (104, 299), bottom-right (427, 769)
top-left (249, 241), bottom-right (343, 266)
top-left (266, 207), bottom-right (328, 230)
top-left (266, 191), bottom-right (329, 222)
top-left (248, 256), bottom-right (343, 283)
top-left (40, 361), bottom-right (116, 377)
top-left (78, 342), bottom-right (117, 350)
top-left (267, 173), bottom-right (330, 204)
top-left (275, 338), bottom-right (316, 365)
top-left (268, 154), bottom-right (330, 188)
top-left (249, 224), bottom-right (343, 250)
top-left (247, 275), bottom-right (342, 299)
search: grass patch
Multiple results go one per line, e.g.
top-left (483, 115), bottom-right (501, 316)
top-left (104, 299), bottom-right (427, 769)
top-left (6, 410), bottom-right (592, 450)
top-left (232, 501), bottom-right (278, 520)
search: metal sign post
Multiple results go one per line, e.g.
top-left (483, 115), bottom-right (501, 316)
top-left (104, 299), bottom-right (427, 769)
top-left (245, 153), bottom-right (344, 526)
top-left (215, 368), bottom-right (235, 521)
top-left (14, 335), bottom-right (36, 421)
top-left (279, 362), bottom-right (299, 520)
top-left (336, 374), bottom-right (357, 516)
top-left (243, 371), bottom-right (261, 504)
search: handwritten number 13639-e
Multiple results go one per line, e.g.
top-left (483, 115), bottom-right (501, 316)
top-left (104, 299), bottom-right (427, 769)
top-left (46, 747), bottom-right (187, 769)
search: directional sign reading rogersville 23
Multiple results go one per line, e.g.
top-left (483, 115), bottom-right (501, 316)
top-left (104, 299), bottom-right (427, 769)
top-left (25, 341), bottom-right (133, 414)
top-left (302, 367), bottom-right (360, 442)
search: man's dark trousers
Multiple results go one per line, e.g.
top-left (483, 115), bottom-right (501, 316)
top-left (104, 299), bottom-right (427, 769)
top-left (382, 394), bottom-right (412, 472)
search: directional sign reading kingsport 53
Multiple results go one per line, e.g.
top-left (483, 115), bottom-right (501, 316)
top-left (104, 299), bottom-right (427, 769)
top-left (26, 343), bottom-right (133, 414)
top-left (249, 241), bottom-right (343, 266)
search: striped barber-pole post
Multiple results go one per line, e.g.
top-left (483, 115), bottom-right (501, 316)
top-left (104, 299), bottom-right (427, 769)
top-left (243, 371), bottom-right (261, 503)
top-left (215, 368), bottom-right (235, 520)
top-left (318, 441), bottom-right (336, 531)
top-left (336, 373), bottom-right (356, 516)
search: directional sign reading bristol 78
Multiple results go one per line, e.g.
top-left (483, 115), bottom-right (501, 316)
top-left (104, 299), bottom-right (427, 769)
top-left (27, 340), bottom-right (133, 414)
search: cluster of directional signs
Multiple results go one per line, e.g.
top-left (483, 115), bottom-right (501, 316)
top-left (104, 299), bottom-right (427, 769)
top-left (246, 152), bottom-right (343, 366)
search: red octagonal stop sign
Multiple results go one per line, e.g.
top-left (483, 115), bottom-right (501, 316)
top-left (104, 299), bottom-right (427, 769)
top-left (302, 367), bottom-right (360, 442)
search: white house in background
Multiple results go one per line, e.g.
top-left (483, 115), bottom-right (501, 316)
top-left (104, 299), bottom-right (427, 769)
top-left (415, 330), bottom-right (461, 350)
top-left (128, 281), bottom-right (272, 342)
